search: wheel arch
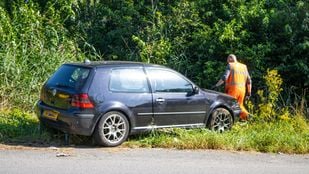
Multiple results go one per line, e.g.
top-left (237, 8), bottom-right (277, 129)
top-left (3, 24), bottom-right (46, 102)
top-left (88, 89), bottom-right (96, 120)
top-left (90, 102), bottom-right (135, 135)
top-left (206, 102), bottom-right (235, 126)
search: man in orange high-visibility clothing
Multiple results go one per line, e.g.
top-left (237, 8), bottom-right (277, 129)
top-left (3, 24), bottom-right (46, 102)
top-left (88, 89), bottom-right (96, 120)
top-left (214, 54), bottom-right (252, 120)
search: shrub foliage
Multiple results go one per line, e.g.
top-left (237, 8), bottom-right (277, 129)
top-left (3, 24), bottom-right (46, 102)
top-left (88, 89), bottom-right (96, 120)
top-left (0, 0), bottom-right (308, 110)
top-left (0, 0), bottom-right (308, 153)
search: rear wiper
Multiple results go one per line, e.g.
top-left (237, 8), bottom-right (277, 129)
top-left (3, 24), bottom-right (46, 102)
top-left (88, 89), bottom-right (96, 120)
top-left (55, 83), bottom-right (73, 88)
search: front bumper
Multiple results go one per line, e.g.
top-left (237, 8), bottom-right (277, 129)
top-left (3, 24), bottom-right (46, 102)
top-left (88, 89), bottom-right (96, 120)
top-left (36, 101), bottom-right (95, 136)
top-left (232, 108), bottom-right (241, 122)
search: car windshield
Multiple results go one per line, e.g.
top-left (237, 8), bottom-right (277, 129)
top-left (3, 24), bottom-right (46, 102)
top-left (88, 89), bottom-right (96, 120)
top-left (47, 65), bottom-right (90, 90)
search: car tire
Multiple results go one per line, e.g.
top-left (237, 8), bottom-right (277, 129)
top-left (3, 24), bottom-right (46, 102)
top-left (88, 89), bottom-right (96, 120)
top-left (94, 111), bottom-right (130, 147)
top-left (209, 108), bottom-right (233, 133)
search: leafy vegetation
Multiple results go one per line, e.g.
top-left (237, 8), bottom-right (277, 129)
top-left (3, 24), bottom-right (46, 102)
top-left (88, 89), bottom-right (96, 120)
top-left (0, 0), bottom-right (308, 153)
top-left (0, 1), bottom-right (82, 110)
top-left (0, 0), bottom-right (308, 110)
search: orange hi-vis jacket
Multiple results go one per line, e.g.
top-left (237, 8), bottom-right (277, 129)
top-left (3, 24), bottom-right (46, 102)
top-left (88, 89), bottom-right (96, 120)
top-left (225, 62), bottom-right (250, 93)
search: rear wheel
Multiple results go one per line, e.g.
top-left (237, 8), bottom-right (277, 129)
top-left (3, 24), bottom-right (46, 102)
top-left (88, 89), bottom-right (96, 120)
top-left (94, 111), bottom-right (129, 147)
top-left (209, 108), bottom-right (233, 133)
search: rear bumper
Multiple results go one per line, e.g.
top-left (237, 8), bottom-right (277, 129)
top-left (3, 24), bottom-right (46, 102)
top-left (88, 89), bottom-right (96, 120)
top-left (36, 101), bottom-right (95, 136)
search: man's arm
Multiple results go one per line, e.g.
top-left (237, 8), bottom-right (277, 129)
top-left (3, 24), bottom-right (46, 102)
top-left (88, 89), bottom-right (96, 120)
top-left (246, 68), bottom-right (252, 96)
top-left (215, 64), bottom-right (230, 87)
top-left (215, 79), bottom-right (224, 87)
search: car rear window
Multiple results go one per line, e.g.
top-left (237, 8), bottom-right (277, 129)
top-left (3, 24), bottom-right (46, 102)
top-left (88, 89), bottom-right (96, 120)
top-left (47, 65), bottom-right (91, 90)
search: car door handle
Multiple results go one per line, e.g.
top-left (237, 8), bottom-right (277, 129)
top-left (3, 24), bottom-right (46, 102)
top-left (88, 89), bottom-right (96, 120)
top-left (156, 98), bottom-right (165, 103)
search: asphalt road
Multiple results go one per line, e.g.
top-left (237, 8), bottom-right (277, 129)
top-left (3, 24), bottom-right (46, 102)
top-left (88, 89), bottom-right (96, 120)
top-left (1, 147), bottom-right (309, 174)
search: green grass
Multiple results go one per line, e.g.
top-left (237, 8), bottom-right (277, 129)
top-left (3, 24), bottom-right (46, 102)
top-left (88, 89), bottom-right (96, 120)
top-left (1, 109), bottom-right (308, 154)
top-left (0, 109), bottom-right (52, 144)
top-left (124, 118), bottom-right (309, 154)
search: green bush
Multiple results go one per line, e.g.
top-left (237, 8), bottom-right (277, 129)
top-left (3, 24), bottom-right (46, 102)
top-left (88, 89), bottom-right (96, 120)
top-left (0, 109), bottom-right (39, 140)
top-left (0, 1), bottom-right (308, 111)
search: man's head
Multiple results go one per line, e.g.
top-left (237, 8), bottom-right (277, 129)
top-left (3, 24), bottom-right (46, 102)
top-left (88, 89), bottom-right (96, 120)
top-left (227, 54), bottom-right (237, 63)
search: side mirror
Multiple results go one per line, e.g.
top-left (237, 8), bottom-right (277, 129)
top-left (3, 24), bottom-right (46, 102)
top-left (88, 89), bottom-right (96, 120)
top-left (193, 86), bottom-right (199, 94)
top-left (186, 84), bottom-right (199, 96)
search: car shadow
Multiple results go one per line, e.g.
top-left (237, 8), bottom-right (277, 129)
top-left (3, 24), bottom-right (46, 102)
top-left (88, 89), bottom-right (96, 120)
top-left (0, 128), bottom-right (158, 149)
top-left (0, 118), bottom-right (179, 149)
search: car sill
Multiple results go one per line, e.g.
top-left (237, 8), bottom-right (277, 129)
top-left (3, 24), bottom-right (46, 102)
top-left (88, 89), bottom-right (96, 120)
top-left (133, 123), bottom-right (205, 130)
top-left (137, 111), bottom-right (206, 116)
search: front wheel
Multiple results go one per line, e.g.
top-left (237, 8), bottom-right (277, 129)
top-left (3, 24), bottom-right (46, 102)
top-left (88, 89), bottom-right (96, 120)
top-left (94, 111), bottom-right (129, 147)
top-left (209, 108), bottom-right (233, 133)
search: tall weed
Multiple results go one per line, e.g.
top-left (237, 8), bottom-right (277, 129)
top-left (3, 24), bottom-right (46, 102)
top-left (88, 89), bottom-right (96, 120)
top-left (255, 69), bottom-right (283, 121)
top-left (250, 69), bottom-right (307, 121)
top-left (0, 3), bottom-right (83, 110)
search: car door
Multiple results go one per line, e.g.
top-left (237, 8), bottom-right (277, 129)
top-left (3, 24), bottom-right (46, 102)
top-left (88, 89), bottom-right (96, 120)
top-left (145, 68), bottom-right (207, 126)
top-left (90, 67), bottom-right (154, 128)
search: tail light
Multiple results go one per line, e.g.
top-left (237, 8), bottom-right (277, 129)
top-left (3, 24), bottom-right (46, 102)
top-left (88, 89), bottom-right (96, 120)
top-left (71, 94), bottom-right (94, 109)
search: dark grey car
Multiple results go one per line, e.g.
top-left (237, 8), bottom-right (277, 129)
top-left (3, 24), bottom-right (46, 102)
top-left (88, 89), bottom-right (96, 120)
top-left (36, 61), bottom-right (241, 147)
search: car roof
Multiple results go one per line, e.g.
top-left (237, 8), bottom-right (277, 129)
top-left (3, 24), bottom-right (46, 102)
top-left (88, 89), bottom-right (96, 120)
top-left (64, 61), bottom-right (165, 68)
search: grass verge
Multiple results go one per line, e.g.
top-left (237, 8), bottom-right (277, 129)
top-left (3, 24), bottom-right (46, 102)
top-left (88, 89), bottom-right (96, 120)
top-left (124, 117), bottom-right (309, 154)
top-left (1, 109), bottom-right (308, 154)
top-left (0, 109), bottom-right (53, 145)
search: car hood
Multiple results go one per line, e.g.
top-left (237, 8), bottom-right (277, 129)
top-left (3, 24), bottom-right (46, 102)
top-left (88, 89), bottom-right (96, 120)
top-left (200, 88), bottom-right (234, 101)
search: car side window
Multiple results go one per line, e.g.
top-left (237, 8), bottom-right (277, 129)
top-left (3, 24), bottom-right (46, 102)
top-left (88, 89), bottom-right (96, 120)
top-left (146, 68), bottom-right (193, 93)
top-left (109, 68), bottom-right (149, 93)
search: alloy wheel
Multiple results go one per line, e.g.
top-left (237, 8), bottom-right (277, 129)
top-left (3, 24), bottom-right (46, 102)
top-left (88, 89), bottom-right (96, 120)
top-left (102, 113), bottom-right (127, 144)
top-left (210, 108), bottom-right (233, 133)
top-left (94, 111), bottom-right (129, 147)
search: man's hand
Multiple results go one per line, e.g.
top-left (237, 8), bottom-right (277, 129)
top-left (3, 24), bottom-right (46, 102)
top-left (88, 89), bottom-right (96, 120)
top-left (245, 93), bottom-right (251, 100)
top-left (212, 79), bottom-right (224, 90)
top-left (211, 85), bottom-right (217, 90)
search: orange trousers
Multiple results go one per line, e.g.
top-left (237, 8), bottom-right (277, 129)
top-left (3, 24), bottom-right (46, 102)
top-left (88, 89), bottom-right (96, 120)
top-left (226, 87), bottom-right (249, 120)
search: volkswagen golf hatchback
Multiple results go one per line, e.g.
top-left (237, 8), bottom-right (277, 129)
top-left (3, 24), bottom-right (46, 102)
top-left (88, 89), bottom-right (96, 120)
top-left (36, 61), bottom-right (241, 147)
